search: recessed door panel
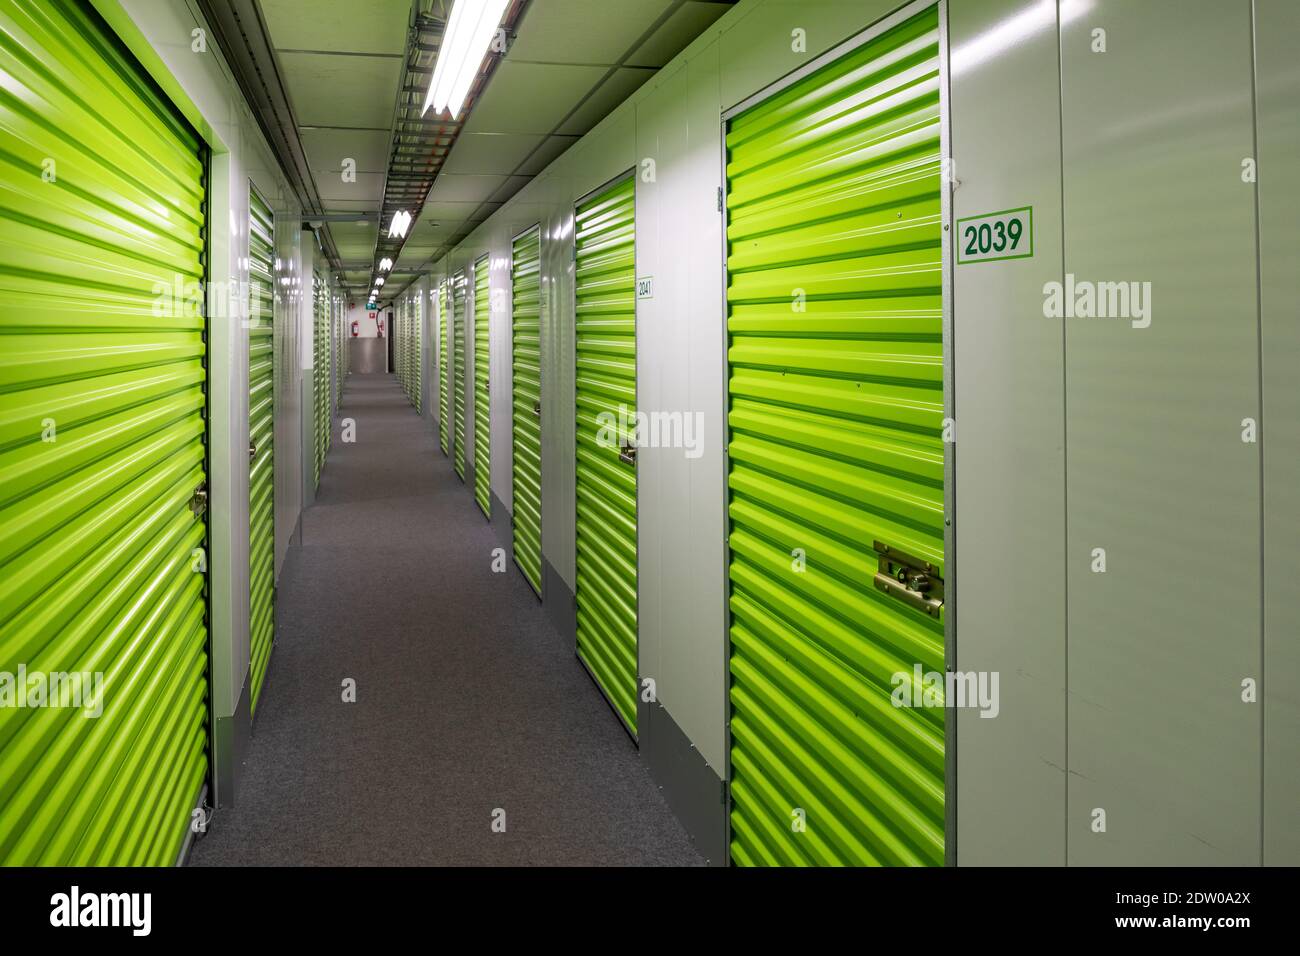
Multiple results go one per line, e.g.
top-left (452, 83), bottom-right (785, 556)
top-left (511, 228), bottom-right (543, 595)
top-left (574, 175), bottom-right (638, 734)
top-left (0, 0), bottom-right (210, 864)
top-left (453, 273), bottom-right (467, 482)
top-left (725, 6), bottom-right (946, 866)
top-left (473, 256), bottom-right (491, 516)
top-left (248, 187), bottom-right (275, 712)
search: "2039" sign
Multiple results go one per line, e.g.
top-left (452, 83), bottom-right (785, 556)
top-left (955, 206), bottom-right (1033, 264)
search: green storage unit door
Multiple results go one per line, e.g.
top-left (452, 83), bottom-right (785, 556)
top-left (453, 273), bottom-right (467, 482)
top-left (248, 188), bottom-right (275, 713)
top-left (313, 269), bottom-right (326, 486)
top-left (510, 227), bottom-right (542, 596)
top-left (573, 174), bottom-right (638, 734)
top-left (473, 256), bottom-right (490, 517)
top-left (439, 281), bottom-right (450, 456)
top-left (414, 295), bottom-right (422, 413)
top-left (415, 293), bottom-right (422, 413)
top-left (724, 6), bottom-right (946, 867)
top-left (0, 0), bottom-right (209, 865)
top-left (397, 299), bottom-right (405, 397)
top-left (394, 301), bottom-right (402, 393)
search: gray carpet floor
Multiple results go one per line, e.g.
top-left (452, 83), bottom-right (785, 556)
top-left (188, 373), bottom-right (702, 866)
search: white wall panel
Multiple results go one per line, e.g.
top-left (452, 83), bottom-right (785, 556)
top-left (949, 0), bottom-right (1066, 866)
top-left (1255, 0), bottom-right (1300, 867)
top-left (1062, 0), bottom-right (1261, 866)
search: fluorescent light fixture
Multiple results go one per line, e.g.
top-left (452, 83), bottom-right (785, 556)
top-left (376, 277), bottom-right (385, 286)
top-left (387, 210), bottom-right (411, 238)
top-left (379, 257), bottom-right (393, 271)
top-left (422, 0), bottom-right (509, 120)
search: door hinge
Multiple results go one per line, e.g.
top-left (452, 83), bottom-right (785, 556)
top-left (717, 186), bottom-right (723, 212)
top-left (189, 481), bottom-right (208, 518)
top-left (618, 441), bottom-right (637, 466)
top-left (872, 540), bottom-right (944, 618)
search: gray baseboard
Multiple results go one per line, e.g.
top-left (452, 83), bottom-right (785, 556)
top-left (212, 675), bottom-right (251, 808)
top-left (542, 556), bottom-right (576, 649)
top-left (641, 699), bottom-right (728, 866)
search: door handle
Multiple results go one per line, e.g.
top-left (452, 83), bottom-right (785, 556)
top-left (533, 400), bottom-right (541, 418)
top-left (618, 442), bottom-right (637, 466)
top-left (872, 540), bottom-right (943, 618)
top-left (190, 481), bottom-right (208, 517)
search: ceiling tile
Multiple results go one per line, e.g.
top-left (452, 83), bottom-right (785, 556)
top-left (278, 51), bottom-right (401, 128)
top-left (441, 133), bottom-right (548, 176)
top-left (299, 128), bottom-right (391, 174)
top-left (508, 0), bottom-right (675, 65)
top-left (315, 172), bottom-right (387, 203)
top-left (462, 62), bottom-right (607, 134)
top-left (422, 201), bottom-right (492, 223)
top-left (426, 174), bottom-right (509, 204)
top-left (556, 67), bottom-right (654, 136)
top-left (487, 176), bottom-right (533, 205)
top-left (515, 135), bottom-right (580, 175)
top-left (625, 1), bottom-right (732, 68)
top-left (260, 0), bottom-right (410, 56)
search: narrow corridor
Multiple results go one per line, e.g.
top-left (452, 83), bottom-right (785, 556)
top-left (188, 374), bottom-right (700, 866)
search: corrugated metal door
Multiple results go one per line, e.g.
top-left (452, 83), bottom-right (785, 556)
top-left (573, 174), bottom-right (638, 734)
top-left (395, 299), bottom-right (403, 395)
top-left (473, 255), bottom-right (490, 516)
top-left (439, 281), bottom-right (450, 456)
top-left (724, 5), bottom-right (946, 867)
top-left (395, 302), bottom-right (402, 391)
top-left (248, 187), bottom-right (275, 712)
top-left (313, 267), bottom-right (327, 486)
top-left (331, 296), bottom-right (340, 410)
top-left (405, 297), bottom-right (413, 405)
top-left (0, 0), bottom-right (209, 864)
top-left (413, 293), bottom-right (422, 414)
top-left (511, 227), bottom-right (542, 595)
top-left (453, 273), bottom-right (467, 482)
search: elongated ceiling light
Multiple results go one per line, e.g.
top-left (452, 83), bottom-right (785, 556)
top-left (422, 0), bottom-right (509, 120)
top-left (379, 257), bottom-right (393, 271)
top-left (387, 210), bottom-right (411, 238)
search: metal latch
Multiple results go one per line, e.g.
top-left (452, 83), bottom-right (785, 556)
top-left (249, 440), bottom-right (257, 462)
top-left (618, 442), bottom-right (637, 466)
top-left (533, 400), bottom-right (541, 418)
top-left (873, 540), bottom-right (943, 618)
top-left (190, 481), bottom-right (208, 518)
